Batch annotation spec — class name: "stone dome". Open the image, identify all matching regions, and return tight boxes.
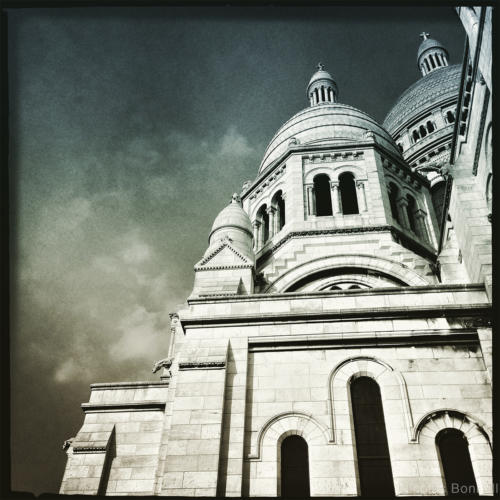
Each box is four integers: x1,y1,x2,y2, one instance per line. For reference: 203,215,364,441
209,195,253,250
259,103,401,173
308,68,335,87
417,37,448,62
383,64,461,135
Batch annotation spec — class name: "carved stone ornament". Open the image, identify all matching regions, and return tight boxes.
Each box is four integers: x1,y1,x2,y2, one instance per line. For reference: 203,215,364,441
439,164,451,178
241,180,253,192
460,317,492,329
62,437,74,451
152,357,173,374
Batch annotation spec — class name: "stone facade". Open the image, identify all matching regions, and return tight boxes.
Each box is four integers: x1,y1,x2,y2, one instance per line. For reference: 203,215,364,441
60,8,492,497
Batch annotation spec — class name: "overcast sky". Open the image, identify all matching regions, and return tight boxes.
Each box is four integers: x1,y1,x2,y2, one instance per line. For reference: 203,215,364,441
8,5,465,494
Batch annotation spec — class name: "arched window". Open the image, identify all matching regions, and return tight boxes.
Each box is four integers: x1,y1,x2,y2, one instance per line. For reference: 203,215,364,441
397,143,403,152
280,435,310,498
425,59,431,72
427,121,435,133
339,172,359,215
388,183,400,224
348,284,361,289
446,111,455,123
351,377,395,497
431,181,446,223
419,125,427,138
436,429,478,496
412,130,420,143
256,204,269,246
313,174,333,216
272,190,286,232
406,194,417,233
486,173,492,212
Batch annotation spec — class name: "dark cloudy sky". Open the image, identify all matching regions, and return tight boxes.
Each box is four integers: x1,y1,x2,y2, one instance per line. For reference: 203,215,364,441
8,5,465,495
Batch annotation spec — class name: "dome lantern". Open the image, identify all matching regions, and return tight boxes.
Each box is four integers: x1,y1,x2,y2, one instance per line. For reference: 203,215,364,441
306,63,338,106
417,32,449,77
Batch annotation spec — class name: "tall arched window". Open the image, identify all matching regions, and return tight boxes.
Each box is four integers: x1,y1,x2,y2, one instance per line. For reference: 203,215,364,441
313,174,333,216
419,125,427,138
339,172,359,215
280,435,310,498
427,121,435,133
272,190,286,232
446,110,455,123
431,181,446,223
388,183,400,224
412,130,420,143
406,194,417,233
256,204,269,246
437,429,478,496
351,377,395,497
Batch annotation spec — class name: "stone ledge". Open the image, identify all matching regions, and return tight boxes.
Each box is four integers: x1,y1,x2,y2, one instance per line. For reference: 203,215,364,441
178,361,226,370
187,283,486,304
90,381,169,390
181,303,490,329
248,329,479,351
81,401,166,413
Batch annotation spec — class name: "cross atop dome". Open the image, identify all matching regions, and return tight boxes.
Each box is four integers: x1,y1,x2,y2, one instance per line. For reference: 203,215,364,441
419,32,430,40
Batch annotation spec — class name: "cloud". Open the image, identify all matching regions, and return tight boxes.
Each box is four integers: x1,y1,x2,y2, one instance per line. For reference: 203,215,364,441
219,125,254,157
109,305,169,362
121,239,152,264
54,357,91,383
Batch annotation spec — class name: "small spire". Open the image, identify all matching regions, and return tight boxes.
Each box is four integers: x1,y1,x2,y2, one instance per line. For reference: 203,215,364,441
307,63,338,106
417,32,449,77
231,193,241,205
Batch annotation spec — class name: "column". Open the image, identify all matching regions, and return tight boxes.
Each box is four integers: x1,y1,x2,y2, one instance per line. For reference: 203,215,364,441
356,180,367,212
252,220,261,250
306,184,315,216
396,197,411,229
309,95,313,106
266,206,276,239
330,181,342,214
415,209,430,243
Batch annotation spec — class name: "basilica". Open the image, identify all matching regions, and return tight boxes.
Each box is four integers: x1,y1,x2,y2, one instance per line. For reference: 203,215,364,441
60,7,492,497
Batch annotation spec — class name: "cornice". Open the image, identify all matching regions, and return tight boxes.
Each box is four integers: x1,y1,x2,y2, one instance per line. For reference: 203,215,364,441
178,361,226,370
248,328,480,352
81,401,166,413
90,381,169,390
180,303,491,329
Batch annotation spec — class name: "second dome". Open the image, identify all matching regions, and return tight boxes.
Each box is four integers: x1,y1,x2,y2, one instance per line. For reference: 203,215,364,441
259,103,401,173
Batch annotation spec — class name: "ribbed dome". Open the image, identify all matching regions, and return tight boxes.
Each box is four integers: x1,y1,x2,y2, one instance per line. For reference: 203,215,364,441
259,103,401,173
209,196,253,245
417,37,447,61
383,64,461,134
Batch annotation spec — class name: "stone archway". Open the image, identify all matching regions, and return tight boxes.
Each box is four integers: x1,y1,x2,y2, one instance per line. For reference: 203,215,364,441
413,409,493,495
265,254,430,293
